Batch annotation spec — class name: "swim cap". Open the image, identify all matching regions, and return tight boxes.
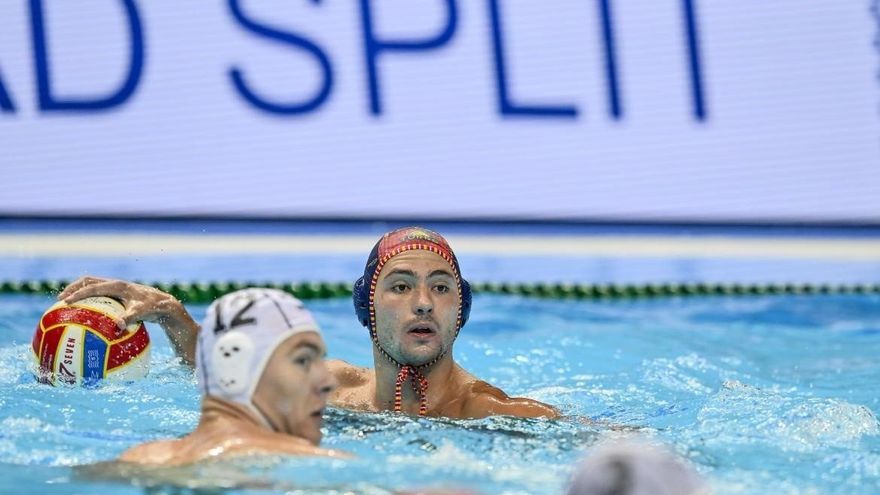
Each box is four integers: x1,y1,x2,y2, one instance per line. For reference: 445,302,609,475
196,288,321,428
353,226,471,334
566,440,708,495
352,227,472,416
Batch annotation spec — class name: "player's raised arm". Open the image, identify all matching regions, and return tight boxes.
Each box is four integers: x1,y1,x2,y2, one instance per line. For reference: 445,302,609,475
60,276,200,365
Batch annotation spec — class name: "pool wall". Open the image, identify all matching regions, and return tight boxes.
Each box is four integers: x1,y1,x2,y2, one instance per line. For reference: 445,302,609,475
1,219,878,286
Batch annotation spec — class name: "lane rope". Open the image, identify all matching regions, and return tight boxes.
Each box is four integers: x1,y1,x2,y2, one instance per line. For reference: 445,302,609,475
1,280,879,303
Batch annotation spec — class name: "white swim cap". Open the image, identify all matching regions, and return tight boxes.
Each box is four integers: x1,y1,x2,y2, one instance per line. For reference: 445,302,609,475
566,439,708,495
196,288,321,427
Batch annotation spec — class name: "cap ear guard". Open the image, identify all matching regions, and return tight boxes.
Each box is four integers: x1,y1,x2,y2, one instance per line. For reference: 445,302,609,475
352,276,472,329
210,331,255,395
459,278,472,327
353,276,370,327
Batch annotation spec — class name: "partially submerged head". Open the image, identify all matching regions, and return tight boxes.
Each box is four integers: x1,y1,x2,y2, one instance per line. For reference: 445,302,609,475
567,439,709,495
354,227,472,368
196,288,335,445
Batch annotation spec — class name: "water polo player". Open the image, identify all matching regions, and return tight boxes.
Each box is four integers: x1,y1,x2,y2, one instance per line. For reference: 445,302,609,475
119,288,345,464
329,226,559,418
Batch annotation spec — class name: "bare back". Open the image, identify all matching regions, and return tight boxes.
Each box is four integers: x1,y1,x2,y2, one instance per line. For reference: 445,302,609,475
119,417,340,466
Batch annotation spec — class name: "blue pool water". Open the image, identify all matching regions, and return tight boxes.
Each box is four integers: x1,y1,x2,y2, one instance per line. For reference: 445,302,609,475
0,292,878,494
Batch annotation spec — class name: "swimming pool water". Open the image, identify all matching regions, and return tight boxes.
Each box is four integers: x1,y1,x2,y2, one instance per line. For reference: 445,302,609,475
0,293,878,494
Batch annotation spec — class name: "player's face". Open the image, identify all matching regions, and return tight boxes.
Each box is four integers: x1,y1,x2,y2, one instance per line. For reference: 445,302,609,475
252,332,335,444
373,250,460,366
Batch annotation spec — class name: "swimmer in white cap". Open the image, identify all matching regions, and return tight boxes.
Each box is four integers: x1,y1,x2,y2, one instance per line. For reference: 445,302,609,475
566,439,709,495
118,288,345,465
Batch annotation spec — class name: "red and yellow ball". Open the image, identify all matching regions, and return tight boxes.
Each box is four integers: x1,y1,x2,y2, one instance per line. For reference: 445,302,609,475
32,296,150,386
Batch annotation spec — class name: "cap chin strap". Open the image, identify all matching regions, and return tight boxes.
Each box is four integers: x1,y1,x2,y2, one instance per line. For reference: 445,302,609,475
369,327,458,417
395,365,428,416
247,403,275,430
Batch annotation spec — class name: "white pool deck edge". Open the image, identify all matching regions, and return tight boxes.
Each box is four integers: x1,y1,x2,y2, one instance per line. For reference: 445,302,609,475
1,233,879,261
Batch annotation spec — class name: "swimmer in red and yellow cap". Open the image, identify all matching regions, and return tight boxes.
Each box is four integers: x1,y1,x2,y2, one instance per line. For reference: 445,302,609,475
329,227,559,419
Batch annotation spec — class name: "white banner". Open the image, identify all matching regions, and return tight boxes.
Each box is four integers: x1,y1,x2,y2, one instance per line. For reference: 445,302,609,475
0,1,877,222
